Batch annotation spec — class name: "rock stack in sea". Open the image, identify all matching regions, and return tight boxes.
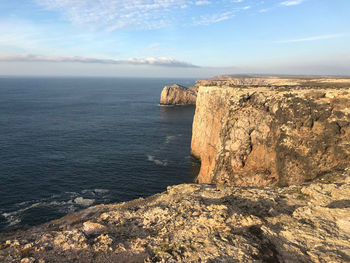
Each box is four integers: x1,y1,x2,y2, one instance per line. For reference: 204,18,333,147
159,84,198,105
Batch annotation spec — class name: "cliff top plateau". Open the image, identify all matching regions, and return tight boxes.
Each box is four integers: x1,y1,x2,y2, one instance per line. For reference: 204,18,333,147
160,75,350,105
196,75,350,88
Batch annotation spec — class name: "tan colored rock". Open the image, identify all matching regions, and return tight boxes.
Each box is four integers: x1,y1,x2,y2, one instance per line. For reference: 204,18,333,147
192,80,350,186
160,84,198,105
82,221,106,235
196,75,350,88
21,258,35,263
1,177,350,262
191,87,231,183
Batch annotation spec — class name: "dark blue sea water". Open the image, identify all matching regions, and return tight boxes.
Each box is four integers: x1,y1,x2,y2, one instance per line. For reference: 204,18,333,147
0,77,198,232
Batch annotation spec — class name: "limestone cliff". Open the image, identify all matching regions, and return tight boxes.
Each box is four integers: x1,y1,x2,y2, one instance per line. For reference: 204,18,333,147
191,77,350,186
1,174,350,262
160,75,350,106
160,84,198,105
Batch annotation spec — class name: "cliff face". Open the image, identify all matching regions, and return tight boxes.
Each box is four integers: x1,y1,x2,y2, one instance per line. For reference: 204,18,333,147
192,81,350,186
1,175,349,263
160,84,198,105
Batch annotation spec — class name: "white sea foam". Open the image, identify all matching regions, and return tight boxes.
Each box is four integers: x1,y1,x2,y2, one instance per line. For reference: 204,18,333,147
81,189,110,196
6,216,21,227
74,197,95,206
158,104,176,107
165,135,176,144
158,104,187,107
94,189,109,194
1,187,110,229
2,202,42,227
147,155,168,166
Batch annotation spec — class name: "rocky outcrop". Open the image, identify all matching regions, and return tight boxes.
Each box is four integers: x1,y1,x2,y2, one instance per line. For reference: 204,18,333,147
1,173,349,263
191,78,350,186
160,84,198,105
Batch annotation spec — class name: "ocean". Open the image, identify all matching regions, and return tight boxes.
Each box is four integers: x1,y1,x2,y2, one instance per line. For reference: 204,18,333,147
0,77,199,232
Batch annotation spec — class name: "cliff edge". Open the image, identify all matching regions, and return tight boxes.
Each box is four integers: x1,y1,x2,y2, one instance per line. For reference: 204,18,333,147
1,174,350,262
191,77,350,186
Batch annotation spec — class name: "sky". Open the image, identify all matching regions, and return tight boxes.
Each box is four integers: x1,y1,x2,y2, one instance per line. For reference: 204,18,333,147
0,0,349,77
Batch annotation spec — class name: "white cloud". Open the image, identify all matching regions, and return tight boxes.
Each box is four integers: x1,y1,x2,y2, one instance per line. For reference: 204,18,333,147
35,0,251,30
259,8,271,13
193,5,250,25
35,0,190,30
0,54,199,68
280,0,304,6
194,12,235,25
275,34,345,43
195,1,210,5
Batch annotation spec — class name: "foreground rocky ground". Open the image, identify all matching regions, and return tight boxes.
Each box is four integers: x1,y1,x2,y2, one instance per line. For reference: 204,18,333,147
1,171,349,263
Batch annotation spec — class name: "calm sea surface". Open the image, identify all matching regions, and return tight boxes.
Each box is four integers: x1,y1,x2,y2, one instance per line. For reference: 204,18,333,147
0,77,198,232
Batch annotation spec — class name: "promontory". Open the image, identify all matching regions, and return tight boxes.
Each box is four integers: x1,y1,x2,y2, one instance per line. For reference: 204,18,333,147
1,75,350,263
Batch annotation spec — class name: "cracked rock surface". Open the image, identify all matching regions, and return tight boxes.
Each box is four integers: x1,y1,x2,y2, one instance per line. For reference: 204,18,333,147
1,175,350,263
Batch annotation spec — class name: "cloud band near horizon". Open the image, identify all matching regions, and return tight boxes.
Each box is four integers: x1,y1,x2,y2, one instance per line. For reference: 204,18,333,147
0,54,199,68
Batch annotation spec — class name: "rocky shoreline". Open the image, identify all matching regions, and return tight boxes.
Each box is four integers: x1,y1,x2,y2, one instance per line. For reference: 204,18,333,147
1,173,349,262
1,75,350,262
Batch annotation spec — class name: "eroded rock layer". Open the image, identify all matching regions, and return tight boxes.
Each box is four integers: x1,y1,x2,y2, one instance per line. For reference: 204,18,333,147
160,84,198,105
192,83,350,186
1,174,349,263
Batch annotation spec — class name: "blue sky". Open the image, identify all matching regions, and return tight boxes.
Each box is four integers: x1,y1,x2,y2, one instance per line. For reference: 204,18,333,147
0,0,349,77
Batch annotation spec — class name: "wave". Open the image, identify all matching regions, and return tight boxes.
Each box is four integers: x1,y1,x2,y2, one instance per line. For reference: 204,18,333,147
74,197,95,206
147,155,168,166
165,135,177,144
0,188,110,229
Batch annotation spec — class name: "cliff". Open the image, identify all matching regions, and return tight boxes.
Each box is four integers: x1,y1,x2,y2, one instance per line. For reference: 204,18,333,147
160,75,350,106
159,84,198,105
192,78,350,186
1,174,350,263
